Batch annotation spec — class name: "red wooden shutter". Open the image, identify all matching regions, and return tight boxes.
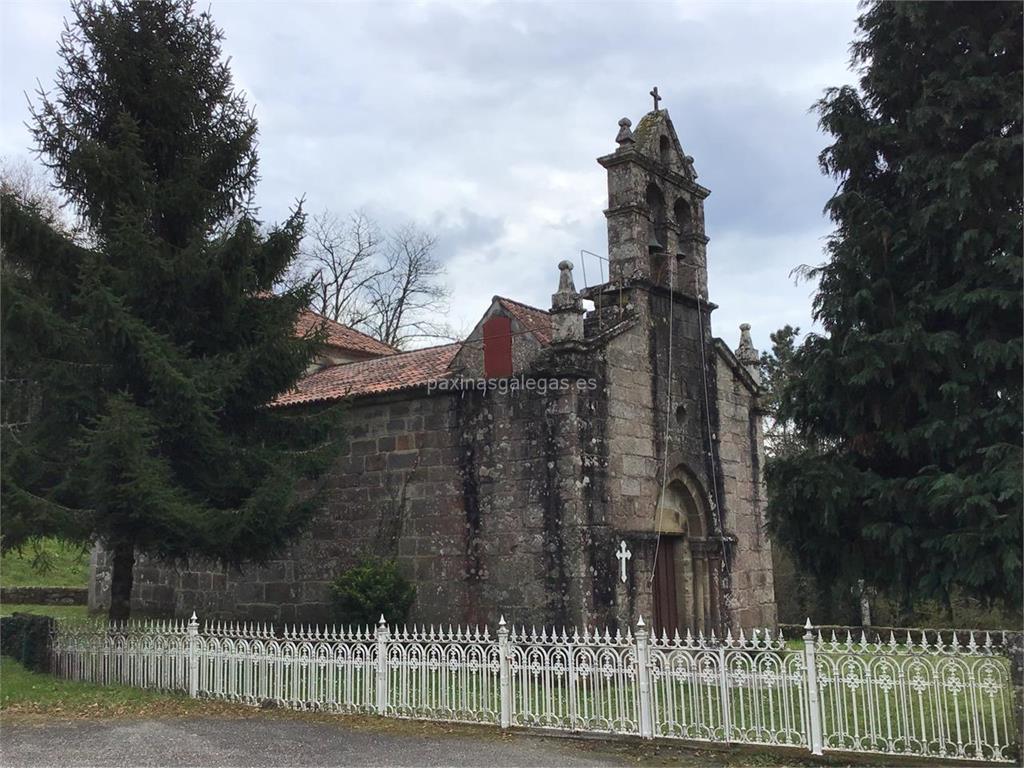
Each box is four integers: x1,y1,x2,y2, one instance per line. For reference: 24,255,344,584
483,316,513,378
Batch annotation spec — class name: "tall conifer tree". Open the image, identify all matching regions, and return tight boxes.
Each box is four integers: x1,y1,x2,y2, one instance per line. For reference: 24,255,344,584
1,0,339,619
766,2,1022,613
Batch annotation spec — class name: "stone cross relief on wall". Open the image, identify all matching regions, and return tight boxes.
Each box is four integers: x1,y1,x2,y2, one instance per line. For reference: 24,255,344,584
616,540,632,583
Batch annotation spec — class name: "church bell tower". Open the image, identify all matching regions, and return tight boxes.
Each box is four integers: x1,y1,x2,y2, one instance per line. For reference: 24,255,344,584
588,90,736,637
597,89,711,298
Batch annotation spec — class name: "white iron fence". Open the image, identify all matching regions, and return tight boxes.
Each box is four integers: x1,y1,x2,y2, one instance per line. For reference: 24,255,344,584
49,616,1018,763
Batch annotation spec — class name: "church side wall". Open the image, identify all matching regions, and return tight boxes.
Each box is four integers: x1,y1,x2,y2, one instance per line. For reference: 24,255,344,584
94,392,469,624
91,382,610,629
715,356,777,629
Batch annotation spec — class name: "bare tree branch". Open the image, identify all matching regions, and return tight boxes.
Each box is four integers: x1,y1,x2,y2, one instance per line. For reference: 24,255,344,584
0,155,90,243
285,209,388,326
288,211,453,350
362,223,453,348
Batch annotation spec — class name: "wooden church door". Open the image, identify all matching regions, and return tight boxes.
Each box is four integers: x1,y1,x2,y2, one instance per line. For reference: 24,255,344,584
652,538,679,636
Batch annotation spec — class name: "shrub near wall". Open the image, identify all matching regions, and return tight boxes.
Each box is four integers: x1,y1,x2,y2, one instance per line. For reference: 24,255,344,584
330,558,415,627
1,613,55,672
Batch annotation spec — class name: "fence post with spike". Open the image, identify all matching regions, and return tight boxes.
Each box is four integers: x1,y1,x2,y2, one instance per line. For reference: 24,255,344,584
375,615,388,715
498,616,511,729
803,619,824,755
635,617,654,739
187,611,199,698
1003,629,1024,745
718,629,732,742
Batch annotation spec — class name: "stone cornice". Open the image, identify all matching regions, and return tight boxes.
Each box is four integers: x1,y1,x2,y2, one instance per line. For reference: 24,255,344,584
602,203,648,218
713,338,762,396
597,149,711,200
582,279,718,312
582,315,639,350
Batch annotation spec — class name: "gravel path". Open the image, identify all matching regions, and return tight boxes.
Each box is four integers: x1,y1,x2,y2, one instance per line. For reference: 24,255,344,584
0,716,633,767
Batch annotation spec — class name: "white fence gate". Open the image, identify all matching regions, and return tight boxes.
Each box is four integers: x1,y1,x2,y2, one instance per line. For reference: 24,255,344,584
49,616,1018,763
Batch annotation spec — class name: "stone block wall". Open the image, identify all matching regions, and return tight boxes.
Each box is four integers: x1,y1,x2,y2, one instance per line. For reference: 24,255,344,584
94,392,467,624
1,586,87,606
715,353,777,629
92,372,621,630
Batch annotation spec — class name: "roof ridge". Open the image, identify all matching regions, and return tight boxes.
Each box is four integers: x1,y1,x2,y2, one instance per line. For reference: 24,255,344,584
316,341,462,370
273,339,462,406
374,341,462,358
495,295,550,314
301,308,398,350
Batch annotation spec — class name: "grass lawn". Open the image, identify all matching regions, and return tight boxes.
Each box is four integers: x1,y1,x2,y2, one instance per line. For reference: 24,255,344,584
3,655,973,766
0,539,90,588
0,657,846,766
0,656,250,718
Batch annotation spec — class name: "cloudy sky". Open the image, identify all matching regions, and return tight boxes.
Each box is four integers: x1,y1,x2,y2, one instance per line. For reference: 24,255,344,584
1,0,860,351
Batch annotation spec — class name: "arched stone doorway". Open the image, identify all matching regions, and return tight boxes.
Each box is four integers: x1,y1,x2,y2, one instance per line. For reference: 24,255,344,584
652,466,720,637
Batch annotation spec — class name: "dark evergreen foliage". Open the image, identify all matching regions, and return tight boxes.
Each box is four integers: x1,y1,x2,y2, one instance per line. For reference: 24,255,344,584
766,2,1022,613
330,559,416,628
759,325,804,459
1,0,341,620
0,614,56,673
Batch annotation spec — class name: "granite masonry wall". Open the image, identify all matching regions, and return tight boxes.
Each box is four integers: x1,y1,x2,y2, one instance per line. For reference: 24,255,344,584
92,361,624,629
1,586,87,606
715,351,777,628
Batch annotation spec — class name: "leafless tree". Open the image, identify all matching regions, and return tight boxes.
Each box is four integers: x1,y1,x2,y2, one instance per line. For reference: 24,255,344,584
1,157,84,436
289,210,452,349
362,224,452,348
286,210,386,327
0,155,88,241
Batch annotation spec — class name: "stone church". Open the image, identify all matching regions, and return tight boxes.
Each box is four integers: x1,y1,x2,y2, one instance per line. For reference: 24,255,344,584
91,100,777,634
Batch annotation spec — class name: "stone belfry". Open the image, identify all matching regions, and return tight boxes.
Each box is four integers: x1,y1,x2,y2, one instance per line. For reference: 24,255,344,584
598,90,711,298
584,90,740,636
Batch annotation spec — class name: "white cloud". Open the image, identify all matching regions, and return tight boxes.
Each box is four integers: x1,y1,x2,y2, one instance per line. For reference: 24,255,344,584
0,0,861,352
708,229,829,351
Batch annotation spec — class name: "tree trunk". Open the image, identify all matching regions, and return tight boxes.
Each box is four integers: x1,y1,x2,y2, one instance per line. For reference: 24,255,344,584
858,579,872,629
108,542,135,622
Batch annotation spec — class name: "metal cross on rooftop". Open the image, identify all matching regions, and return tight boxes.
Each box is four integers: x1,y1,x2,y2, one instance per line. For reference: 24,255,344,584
650,86,661,111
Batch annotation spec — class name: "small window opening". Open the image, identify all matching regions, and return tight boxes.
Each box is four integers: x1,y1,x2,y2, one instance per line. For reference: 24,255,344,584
659,135,672,166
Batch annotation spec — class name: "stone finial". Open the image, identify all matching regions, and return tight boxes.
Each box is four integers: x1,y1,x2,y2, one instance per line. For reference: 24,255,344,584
683,154,698,179
551,260,580,308
615,117,634,147
555,260,576,297
735,323,760,382
736,323,758,362
550,260,584,343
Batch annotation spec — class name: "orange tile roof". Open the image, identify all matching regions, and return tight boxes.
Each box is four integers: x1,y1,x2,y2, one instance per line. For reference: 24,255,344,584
274,343,461,406
495,297,552,345
295,309,397,358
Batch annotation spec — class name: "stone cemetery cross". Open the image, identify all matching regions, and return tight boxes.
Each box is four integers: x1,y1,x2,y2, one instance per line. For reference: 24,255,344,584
616,540,632,583
650,86,661,111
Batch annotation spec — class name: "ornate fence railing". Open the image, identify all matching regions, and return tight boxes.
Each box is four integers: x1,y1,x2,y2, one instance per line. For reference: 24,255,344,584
49,616,1018,763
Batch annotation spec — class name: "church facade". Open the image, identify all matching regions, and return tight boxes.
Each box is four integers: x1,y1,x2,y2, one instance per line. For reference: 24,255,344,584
90,103,777,634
